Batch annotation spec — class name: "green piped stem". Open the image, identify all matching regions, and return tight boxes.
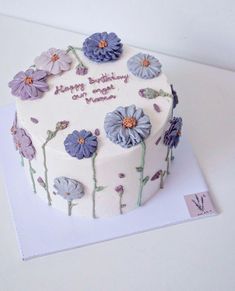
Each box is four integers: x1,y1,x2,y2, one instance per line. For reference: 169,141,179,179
41,128,59,206
67,45,84,66
20,155,24,167
68,201,72,216
28,160,36,193
165,147,170,175
160,171,166,189
137,141,146,207
119,194,123,215
92,152,97,219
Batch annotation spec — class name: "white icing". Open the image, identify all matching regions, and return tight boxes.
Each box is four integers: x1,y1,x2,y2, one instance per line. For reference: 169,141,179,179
16,43,173,218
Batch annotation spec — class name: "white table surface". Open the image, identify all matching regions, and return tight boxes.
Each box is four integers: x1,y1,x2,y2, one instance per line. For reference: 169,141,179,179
0,15,234,291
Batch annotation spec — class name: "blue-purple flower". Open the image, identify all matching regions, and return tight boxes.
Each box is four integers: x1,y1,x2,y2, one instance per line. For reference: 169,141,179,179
64,130,98,159
171,84,179,108
82,32,123,63
8,69,49,100
53,176,85,201
104,105,151,148
127,53,161,79
164,117,183,148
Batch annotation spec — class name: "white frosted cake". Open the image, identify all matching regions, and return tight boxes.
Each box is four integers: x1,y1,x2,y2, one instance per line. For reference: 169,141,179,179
9,32,182,218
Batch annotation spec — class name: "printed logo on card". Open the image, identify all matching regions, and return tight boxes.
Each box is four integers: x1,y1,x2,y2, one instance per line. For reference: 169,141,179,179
184,192,216,218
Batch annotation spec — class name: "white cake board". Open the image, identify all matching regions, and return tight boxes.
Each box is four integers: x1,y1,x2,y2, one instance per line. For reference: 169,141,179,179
0,104,217,260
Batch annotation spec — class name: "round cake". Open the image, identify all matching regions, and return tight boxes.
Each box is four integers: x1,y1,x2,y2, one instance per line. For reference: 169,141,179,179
9,32,182,218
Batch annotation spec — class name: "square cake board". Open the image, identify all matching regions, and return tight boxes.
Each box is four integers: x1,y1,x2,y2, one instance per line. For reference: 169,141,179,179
0,104,217,260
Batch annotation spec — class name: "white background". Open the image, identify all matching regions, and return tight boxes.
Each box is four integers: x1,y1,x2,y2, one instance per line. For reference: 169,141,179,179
0,0,235,71
0,4,235,291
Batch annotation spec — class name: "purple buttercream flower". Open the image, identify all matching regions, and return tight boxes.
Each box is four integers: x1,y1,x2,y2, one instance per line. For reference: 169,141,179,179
8,69,49,100
171,84,179,108
34,48,72,75
115,185,124,195
13,128,36,160
104,105,151,148
64,130,98,159
127,53,161,79
76,63,88,75
37,177,46,189
164,117,183,148
82,32,123,63
53,176,85,201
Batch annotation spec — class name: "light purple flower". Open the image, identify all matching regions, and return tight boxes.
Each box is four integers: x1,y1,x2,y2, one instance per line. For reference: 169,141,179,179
34,48,72,75
76,63,88,75
104,105,151,148
53,177,84,201
127,53,161,79
13,128,36,160
8,69,49,100
64,130,98,159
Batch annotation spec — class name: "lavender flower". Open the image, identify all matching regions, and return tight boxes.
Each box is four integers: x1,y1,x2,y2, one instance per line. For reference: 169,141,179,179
76,63,88,75
64,130,98,159
34,48,72,75
127,53,161,79
83,32,123,63
13,128,36,160
8,69,49,100
54,177,84,201
164,117,183,148
54,176,85,216
104,105,151,148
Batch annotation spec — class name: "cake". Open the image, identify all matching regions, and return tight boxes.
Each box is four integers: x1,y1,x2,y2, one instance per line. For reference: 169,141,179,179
9,32,182,218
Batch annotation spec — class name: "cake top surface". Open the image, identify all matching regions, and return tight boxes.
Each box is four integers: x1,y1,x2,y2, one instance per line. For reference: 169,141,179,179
10,32,174,159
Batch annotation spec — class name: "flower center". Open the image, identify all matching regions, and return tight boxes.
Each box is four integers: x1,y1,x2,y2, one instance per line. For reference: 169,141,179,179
24,76,33,85
177,130,181,136
98,40,108,48
77,137,85,144
65,192,70,196
16,141,21,149
122,117,137,128
142,59,150,67
51,53,60,62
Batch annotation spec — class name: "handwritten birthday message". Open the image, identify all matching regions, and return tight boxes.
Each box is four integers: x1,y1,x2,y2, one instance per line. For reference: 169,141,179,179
54,72,129,104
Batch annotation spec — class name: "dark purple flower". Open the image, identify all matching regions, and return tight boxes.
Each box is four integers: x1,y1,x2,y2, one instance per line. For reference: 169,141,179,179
151,170,162,181
13,128,36,160
164,117,183,148
76,63,88,75
37,177,46,189
64,130,98,159
118,173,125,178
8,69,49,100
153,103,161,112
30,117,39,124
56,120,69,130
94,128,100,136
171,84,179,108
83,32,123,63
115,185,124,195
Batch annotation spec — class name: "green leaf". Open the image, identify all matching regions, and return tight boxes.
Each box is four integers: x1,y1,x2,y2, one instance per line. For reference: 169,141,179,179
96,186,106,192
31,168,36,174
136,166,143,172
142,176,149,185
